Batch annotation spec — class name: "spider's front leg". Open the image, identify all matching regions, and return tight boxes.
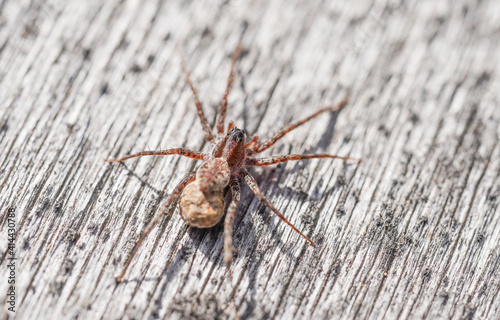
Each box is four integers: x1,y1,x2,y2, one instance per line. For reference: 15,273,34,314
215,45,242,137
180,55,215,143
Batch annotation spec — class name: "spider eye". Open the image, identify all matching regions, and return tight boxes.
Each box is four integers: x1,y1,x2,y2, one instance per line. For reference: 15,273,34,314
235,130,245,142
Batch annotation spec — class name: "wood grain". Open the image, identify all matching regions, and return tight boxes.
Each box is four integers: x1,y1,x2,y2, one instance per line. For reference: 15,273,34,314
1,0,499,319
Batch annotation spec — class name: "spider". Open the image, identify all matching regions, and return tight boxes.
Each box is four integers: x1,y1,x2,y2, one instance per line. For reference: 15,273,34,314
106,46,361,283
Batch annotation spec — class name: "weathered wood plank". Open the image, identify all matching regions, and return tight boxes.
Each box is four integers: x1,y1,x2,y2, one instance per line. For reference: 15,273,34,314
1,0,499,319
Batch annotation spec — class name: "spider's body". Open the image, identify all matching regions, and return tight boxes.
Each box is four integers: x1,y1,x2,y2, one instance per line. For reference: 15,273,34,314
106,46,360,283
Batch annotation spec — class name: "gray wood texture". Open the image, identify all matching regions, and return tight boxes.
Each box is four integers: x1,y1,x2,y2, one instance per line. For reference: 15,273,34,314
1,0,500,319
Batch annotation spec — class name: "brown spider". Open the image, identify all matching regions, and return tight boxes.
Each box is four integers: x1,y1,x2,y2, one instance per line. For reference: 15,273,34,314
106,46,361,283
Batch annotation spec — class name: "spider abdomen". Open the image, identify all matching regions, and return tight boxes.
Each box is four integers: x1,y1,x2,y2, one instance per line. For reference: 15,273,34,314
178,158,230,228
178,182,225,228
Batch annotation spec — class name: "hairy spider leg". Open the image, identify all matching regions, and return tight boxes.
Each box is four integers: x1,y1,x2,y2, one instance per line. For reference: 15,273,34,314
227,121,236,132
116,172,196,283
224,179,241,264
215,45,242,137
105,148,206,162
244,153,362,166
241,169,316,246
245,136,259,149
253,98,349,153
180,55,215,143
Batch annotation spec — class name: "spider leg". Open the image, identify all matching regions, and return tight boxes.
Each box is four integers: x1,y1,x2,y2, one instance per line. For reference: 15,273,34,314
215,45,242,137
244,153,361,166
245,136,260,156
224,179,241,264
227,121,236,132
245,136,259,148
116,171,196,283
255,98,348,153
241,169,316,245
105,148,206,162
180,55,215,142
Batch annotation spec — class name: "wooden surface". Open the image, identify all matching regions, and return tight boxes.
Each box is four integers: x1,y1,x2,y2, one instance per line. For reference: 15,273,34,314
1,0,500,319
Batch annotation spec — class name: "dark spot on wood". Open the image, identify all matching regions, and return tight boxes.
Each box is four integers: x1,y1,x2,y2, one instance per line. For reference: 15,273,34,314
476,72,491,87
378,124,390,137
476,233,485,244
440,232,451,247
54,201,63,213
300,211,314,225
0,118,9,134
64,259,75,274
343,133,352,143
336,175,346,187
100,83,109,95
65,228,80,243
23,238,30,250
102,229,111,243
410,113,420,123
336,208,346,217
87,223,98,235
463,307,477,320
50,281,64,296
36,198,51,217
422,268,432,282
147,54,156,65
478,284,488,298
82,48,92,60
440,292,449,305
118,37,129,49
22,23,39,38
180,247,193,260
462,6,469,17
202,27,213,39
416,216,428,231
442,277,449,287
130,63,142,73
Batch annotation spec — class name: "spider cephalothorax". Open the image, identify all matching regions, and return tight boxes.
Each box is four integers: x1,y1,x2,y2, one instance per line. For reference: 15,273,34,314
106,46,360,282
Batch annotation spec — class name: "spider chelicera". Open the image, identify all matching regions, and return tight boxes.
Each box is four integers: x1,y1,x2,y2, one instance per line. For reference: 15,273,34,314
106,46,361,282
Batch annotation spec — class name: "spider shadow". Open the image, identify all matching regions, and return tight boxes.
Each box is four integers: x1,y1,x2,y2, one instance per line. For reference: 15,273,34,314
136,222,215,312
191,173,319,265
304,109,342,154
110,162,164,195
